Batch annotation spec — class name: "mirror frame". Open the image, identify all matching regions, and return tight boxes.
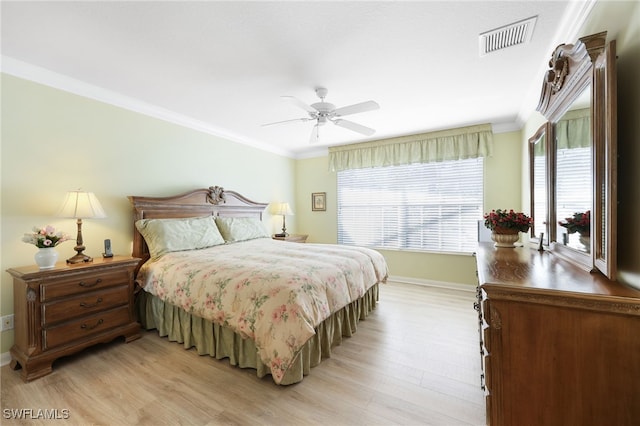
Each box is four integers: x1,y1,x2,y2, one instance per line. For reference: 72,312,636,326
528,122,552,245
593,40,617,280
534,31,617,280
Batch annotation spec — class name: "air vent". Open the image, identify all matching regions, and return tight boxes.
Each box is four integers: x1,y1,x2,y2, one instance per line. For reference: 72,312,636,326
479,16,537,56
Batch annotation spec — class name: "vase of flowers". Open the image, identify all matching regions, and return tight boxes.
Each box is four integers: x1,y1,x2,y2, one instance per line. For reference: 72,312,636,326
484,209,532,248
22,225,71,270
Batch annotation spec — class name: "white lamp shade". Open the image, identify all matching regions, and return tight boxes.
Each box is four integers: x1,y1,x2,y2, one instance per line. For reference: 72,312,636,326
56,191,107,219
272,202,294,216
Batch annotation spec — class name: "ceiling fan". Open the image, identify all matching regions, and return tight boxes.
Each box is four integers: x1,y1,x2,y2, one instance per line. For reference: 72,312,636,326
262,87,380,143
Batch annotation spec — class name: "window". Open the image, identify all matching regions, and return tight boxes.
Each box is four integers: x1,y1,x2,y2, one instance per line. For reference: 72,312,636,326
337,158,484,253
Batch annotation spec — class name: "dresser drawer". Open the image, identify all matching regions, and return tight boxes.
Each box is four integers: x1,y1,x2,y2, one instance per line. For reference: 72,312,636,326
40,269,130,301
43,306,131,350
42,286,129,326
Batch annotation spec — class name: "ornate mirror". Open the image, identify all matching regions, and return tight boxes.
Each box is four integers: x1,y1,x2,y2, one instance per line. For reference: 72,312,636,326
535,31,617,280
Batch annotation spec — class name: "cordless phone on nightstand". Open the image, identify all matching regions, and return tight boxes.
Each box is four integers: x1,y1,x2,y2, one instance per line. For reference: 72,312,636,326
103,239,113,258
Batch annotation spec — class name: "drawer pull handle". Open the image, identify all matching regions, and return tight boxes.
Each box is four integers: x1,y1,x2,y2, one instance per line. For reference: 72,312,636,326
79,278,103,288
80,319,104,330
80,298,103,308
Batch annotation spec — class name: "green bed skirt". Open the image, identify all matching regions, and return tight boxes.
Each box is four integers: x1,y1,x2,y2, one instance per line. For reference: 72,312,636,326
136,283,379,385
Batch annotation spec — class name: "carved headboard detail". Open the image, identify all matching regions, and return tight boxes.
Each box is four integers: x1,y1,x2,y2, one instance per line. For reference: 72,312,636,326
128,186,268,262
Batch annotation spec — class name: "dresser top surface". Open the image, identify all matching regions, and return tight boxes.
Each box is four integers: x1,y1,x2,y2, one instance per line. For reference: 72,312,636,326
7,255,140,279
476,243,640,300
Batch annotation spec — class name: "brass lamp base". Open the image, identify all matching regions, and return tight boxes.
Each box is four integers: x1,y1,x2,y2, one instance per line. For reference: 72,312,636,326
66,252,93,264
67,218,93,263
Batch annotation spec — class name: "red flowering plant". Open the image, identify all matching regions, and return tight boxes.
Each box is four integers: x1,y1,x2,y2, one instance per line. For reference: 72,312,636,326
559,210,590,236
483,209,532,233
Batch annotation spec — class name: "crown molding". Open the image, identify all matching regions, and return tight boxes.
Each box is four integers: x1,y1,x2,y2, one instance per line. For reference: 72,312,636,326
1,56,295,158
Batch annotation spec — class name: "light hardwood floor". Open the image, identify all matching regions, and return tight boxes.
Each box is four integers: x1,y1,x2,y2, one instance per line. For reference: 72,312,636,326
1,282,485,426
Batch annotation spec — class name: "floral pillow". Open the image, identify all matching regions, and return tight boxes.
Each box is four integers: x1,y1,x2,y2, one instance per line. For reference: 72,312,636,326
135,216,225,259
215,216,270,243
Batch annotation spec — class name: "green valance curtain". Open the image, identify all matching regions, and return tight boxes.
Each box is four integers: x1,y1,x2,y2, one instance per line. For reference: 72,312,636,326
556,108,590,150
328,124,493,172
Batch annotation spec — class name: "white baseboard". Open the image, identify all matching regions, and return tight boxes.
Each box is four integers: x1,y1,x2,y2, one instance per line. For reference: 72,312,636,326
388,275,476,293
1,351,11,367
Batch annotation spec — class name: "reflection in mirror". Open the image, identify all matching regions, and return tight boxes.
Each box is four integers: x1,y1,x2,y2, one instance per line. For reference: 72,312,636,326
555,98,592,253
529,124,549,245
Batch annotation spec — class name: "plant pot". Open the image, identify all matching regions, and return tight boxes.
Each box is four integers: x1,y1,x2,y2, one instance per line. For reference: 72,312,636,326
34,247,59,270
491,229,520,248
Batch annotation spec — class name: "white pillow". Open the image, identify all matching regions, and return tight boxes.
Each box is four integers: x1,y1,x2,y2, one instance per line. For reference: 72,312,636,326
215,217,270,242
135,216,225,258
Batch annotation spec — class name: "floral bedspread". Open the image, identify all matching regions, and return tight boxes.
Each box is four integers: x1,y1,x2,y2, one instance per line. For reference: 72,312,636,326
136,238,388,383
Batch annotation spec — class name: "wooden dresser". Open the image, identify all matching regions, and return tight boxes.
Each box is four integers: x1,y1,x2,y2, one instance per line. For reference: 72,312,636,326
7,256,141,381
475,243,640,426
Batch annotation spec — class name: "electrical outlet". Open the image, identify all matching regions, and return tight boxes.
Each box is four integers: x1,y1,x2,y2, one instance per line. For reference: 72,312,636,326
1,314,14,331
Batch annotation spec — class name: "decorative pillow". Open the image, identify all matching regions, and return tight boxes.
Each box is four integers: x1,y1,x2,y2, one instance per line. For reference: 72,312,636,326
135,216,225,258
214,216,270,242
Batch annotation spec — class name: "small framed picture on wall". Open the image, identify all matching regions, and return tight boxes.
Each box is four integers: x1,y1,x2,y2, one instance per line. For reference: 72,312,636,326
312,192,326,211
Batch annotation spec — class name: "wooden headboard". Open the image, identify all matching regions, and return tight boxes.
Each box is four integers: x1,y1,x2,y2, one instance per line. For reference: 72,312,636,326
128,186,268,262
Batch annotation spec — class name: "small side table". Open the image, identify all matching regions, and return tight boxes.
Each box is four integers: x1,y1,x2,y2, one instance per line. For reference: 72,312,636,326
272,234,308,243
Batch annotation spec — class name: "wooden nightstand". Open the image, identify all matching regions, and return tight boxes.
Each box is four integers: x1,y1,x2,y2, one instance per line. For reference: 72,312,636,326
272,234,308,243
7,256,141,381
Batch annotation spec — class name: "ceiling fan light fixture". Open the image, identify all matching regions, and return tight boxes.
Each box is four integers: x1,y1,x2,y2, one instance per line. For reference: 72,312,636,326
315,87,329,99
263,87,379,141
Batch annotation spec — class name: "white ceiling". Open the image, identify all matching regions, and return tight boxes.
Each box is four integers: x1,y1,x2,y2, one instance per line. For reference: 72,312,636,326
1,1,595,158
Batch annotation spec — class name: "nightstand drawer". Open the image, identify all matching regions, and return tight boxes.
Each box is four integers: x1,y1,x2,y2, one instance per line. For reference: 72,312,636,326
42,286,129,325
43,306,130,350
41,269,130,301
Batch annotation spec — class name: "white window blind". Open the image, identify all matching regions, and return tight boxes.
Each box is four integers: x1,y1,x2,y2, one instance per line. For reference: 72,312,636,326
337,158,484,253
556,146,592,246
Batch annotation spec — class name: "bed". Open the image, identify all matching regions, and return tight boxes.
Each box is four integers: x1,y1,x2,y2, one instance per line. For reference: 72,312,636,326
129,186,388,384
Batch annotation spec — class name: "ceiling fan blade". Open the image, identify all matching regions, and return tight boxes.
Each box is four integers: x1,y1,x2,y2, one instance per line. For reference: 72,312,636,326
333,100,380,117
262,117,312,127
333,119,376,136
282,96,317,113
309,124,320,144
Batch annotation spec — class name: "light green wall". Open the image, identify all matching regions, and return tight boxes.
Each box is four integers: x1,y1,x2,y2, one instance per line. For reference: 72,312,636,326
484,132,524,211
294,130,522,286
294,156,337,244
0,74,296,353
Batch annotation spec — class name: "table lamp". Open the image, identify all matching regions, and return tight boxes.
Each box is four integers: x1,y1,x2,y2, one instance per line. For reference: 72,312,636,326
273,202,294,237
56,190,106,263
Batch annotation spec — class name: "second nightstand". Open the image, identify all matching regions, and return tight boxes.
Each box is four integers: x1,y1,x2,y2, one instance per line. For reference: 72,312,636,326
272,234,308,243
